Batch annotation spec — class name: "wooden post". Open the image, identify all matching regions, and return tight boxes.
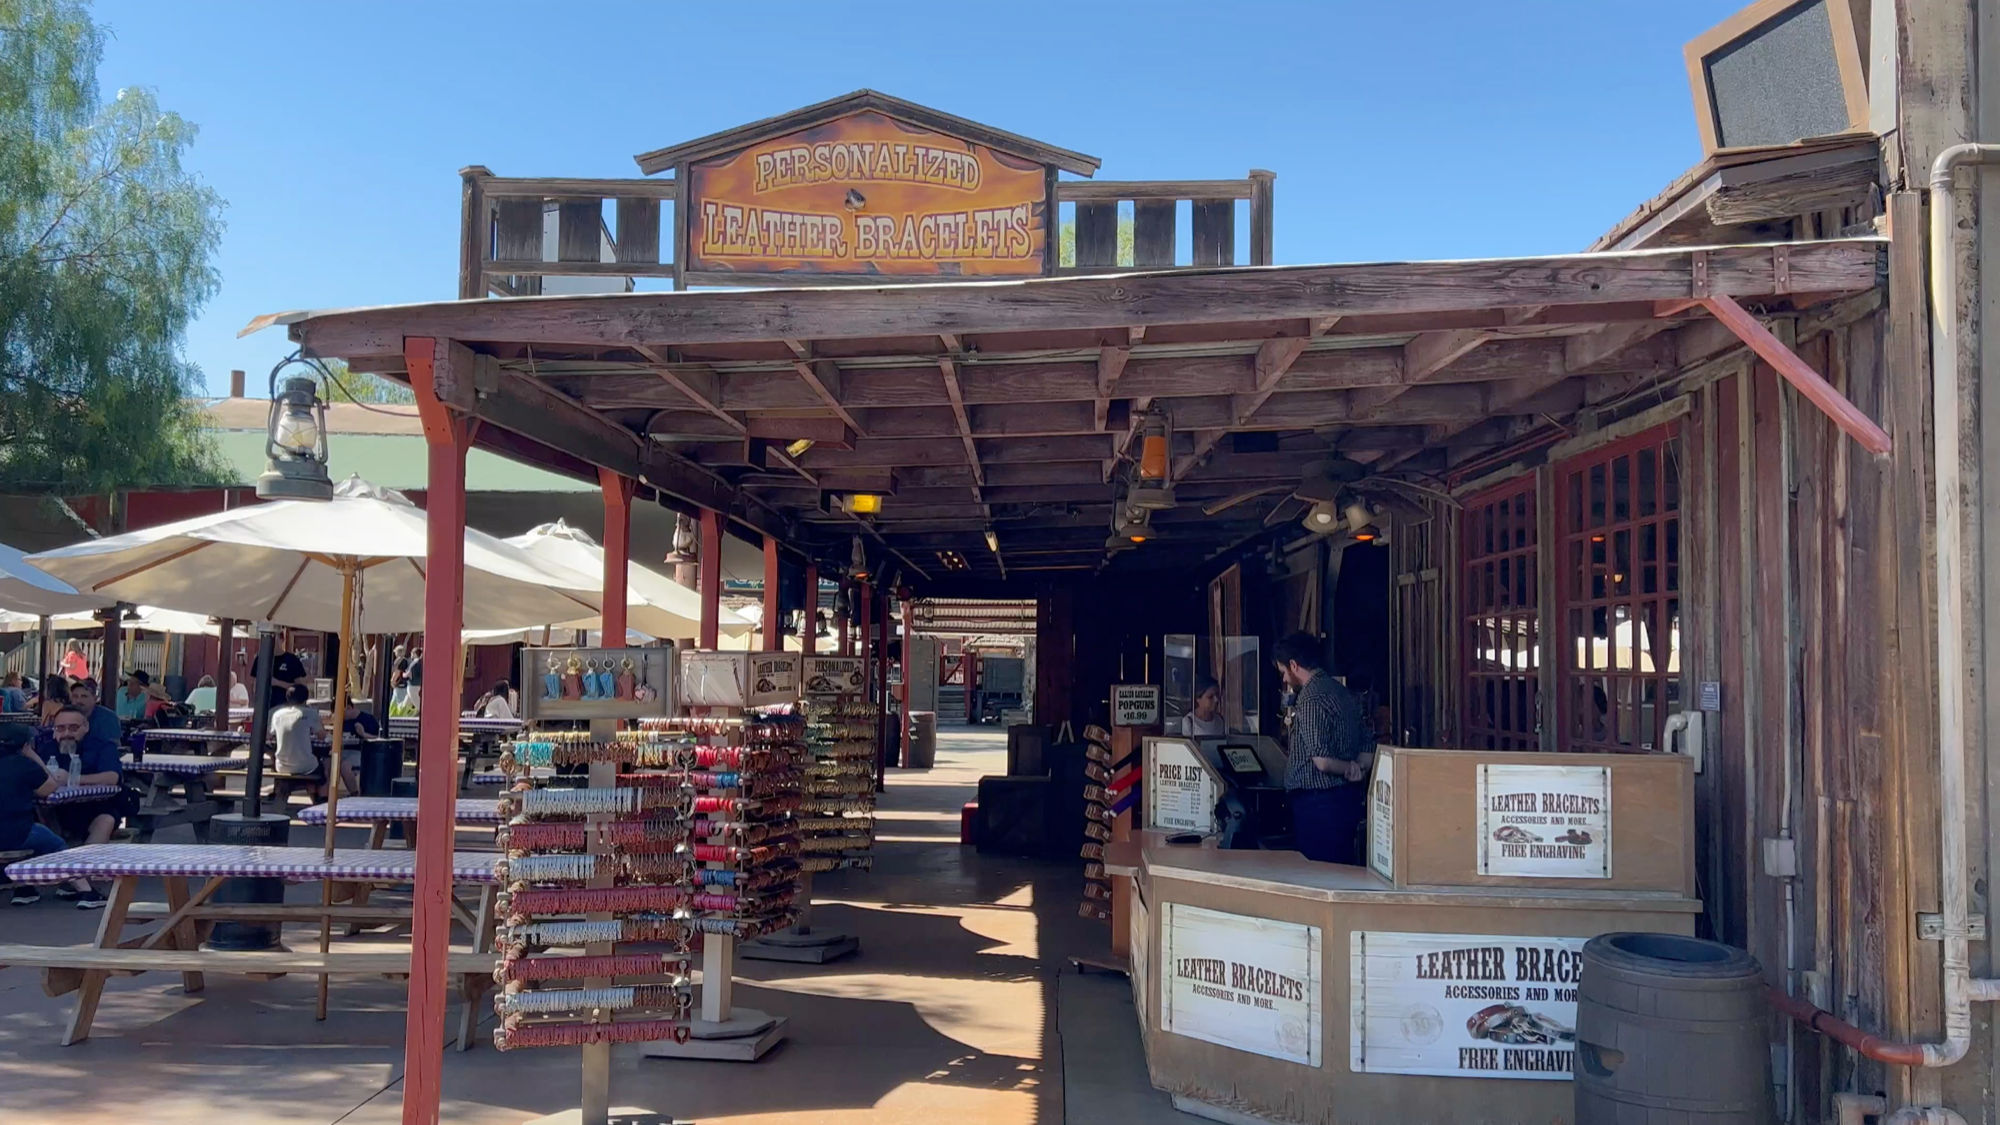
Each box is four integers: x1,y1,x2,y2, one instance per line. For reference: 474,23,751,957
213,619,235,733
900,587,913,769
838,578,852,656
1248,169,1276,267
36,616,52,702
402,337,470,1125
762,535,783,651
802,563,818,655
457,167,489,300
697,508,722,650
877,586,892,783
598,469,634,643
98,609,121,696
858,583,875,783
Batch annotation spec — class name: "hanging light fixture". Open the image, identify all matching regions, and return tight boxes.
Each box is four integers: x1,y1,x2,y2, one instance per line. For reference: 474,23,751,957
1126,407,1177,511
1302,499,1342,534
831,585,852,626
256,355,334,501
849,535,872,581
814,610,831,638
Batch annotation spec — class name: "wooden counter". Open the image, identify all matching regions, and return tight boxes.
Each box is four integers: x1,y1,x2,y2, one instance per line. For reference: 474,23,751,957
1129,832,1700,1125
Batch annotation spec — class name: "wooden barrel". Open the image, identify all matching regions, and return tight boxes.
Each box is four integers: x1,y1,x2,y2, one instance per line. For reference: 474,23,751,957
907,711,937,768
1575,933,1773,1125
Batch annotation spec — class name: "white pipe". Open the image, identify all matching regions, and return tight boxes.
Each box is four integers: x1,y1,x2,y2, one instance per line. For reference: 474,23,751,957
1921,143,2000,1068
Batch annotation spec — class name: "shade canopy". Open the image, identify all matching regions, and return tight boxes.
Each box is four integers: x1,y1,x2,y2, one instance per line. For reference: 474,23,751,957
27,477,603,632
0,541,107,617
493,519,754,641
0,604,222,636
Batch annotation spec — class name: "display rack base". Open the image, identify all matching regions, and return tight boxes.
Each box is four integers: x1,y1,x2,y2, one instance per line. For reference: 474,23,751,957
1172,1095,1274,1125
638,1009,787,1061
521,1108,688,1125
739,929,859,964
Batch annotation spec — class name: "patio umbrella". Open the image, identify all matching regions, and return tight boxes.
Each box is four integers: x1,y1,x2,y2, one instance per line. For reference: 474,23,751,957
30,476,606,1020
0,541,107,617
496,519,755,641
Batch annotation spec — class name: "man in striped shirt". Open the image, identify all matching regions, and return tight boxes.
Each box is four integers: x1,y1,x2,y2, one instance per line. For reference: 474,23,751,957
1274,632,1373,865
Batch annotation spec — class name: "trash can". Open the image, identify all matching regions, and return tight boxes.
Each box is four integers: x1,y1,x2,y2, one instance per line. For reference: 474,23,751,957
907,711,937,769
357,736,404,796
1575,932,1773,1124
390,776,417,844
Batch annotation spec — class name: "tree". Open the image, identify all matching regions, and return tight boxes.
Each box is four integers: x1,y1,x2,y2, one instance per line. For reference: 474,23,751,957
1057,217,1136,269
320,359,414,406
0,0,228,492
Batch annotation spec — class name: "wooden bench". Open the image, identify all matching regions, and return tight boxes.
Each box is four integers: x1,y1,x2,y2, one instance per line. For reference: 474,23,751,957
2,843,500,1048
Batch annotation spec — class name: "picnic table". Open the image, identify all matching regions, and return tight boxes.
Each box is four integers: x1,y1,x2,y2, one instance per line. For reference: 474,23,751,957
41,783,123,805
300,797,502,849
0,842,500,1048
120,753,236,842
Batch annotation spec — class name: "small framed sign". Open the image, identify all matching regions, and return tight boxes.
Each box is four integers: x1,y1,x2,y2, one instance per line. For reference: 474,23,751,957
803,656,865,696
1111,684,1161,727
519,647,676,721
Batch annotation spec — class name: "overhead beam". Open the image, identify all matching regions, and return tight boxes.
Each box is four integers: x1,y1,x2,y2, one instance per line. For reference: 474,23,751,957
631,345,744,436
1174,318,1337,478
781,339,867,435
290,239,1883,357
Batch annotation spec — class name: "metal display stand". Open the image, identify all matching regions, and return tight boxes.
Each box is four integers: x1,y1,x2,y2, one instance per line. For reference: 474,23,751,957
739,871,858,963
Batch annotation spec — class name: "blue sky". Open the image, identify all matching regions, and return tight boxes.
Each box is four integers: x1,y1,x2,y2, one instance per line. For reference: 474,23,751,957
90,0,1746,397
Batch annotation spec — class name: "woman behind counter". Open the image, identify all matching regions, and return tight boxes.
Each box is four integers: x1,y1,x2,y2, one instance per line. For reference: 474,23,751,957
1185,676,1229,738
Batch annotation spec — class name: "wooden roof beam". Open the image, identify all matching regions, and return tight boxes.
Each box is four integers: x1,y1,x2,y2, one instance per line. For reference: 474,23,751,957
632,344,745,436
1092,326,1141,431
780,340,867,435
1173,317,1339,479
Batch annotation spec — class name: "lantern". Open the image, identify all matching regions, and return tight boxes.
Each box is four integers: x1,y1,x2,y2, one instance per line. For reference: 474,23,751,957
1126,407,1176,511
256,370,333,502
849,535,872,581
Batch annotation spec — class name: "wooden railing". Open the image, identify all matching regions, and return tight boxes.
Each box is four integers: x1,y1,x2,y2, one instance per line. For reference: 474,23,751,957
457,165,1274,296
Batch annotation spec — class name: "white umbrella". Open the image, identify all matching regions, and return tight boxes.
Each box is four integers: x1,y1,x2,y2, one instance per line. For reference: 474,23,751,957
30,476,608,1014
0,541,107,616
2,604,224,636
494,519,754,641
27,478,603,632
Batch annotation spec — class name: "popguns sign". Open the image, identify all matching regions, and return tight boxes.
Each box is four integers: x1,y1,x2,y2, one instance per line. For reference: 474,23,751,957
1475,763,1611,878
687,110,1048,278
1350,931,1587,1080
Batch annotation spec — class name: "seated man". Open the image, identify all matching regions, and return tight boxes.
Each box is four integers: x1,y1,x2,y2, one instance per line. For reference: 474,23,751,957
0,723,98,907
67,679,124,749
183,674,219,715
272,684,357,799
38,705,126,907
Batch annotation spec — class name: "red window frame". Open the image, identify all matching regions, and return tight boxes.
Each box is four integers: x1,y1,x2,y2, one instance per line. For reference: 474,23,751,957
1553,425,1682,753
1459,475,1541,750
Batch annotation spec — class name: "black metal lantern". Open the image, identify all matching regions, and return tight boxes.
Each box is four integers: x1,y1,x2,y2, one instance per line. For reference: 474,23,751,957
256,360,333,501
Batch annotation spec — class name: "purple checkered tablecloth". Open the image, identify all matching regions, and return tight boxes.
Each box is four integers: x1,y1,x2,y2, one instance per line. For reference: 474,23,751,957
122,753,240,775
469,766,553,786
142,727,249,745
299,797,502,825
3,842,501,884
387,715,524,736
40,784,123,805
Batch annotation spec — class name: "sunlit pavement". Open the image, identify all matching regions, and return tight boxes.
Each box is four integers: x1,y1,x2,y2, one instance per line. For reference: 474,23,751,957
0,725,1199,1124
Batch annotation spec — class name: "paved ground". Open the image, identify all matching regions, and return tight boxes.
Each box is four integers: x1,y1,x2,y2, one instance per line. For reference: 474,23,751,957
0,726,1201,1124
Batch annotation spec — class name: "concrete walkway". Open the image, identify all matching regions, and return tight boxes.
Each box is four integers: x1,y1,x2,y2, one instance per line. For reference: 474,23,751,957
0,725,1199,1124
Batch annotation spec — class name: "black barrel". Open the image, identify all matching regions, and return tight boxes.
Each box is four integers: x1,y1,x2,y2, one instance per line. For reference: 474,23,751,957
357,736,404,796
1575,933,1774,1125
202,812,290,951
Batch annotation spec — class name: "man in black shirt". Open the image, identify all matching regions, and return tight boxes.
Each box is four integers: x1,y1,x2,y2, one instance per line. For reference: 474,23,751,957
1274,632,1373,865
252,647,308,710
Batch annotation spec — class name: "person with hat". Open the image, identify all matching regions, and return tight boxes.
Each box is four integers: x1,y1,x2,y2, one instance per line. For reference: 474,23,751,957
0,723,99,907
115,669,157,722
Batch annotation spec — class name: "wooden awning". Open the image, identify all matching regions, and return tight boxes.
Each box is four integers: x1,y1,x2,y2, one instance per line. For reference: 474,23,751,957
266,237,1884,587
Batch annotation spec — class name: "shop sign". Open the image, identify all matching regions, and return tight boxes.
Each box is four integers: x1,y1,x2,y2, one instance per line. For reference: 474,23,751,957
686,109,1048,278
1368,757,1394,882
1161,903,1320,1066
1476,764,1611,878
1112,684,1161,727
1146,737,1217,835
803,656,865,696
1350,930,1586,1080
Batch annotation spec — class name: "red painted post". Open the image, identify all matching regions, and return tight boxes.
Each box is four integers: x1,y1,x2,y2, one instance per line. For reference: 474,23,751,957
403,337,469,1125
900,587,914,768
762,535,782,651
858,583,874,779
697,508,722,649
598,469,634,643
876,585,891,786
801,563,818,655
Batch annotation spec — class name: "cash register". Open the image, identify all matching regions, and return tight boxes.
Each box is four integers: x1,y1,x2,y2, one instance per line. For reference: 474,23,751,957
1189,735,1292,849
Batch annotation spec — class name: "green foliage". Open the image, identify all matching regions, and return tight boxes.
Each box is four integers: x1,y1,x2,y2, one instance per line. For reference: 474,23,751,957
1057,216,1137,269
320,359,414,405
0,0,228,493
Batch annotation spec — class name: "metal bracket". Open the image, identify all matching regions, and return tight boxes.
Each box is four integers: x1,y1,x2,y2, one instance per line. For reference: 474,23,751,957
1772,245,1791,294
1917,914,1989,941
1690,250,1711,298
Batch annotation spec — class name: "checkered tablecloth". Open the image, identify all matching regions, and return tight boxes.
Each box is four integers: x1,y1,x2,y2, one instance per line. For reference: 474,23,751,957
3,842,501,884
122,753,240,775
40,784,122,805
299,797,502,825
387,715,524,737
142,727,248,745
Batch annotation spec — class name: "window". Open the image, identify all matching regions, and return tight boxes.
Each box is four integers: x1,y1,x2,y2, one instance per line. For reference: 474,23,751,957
1460,477,1541,750
1555,427,1682,752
